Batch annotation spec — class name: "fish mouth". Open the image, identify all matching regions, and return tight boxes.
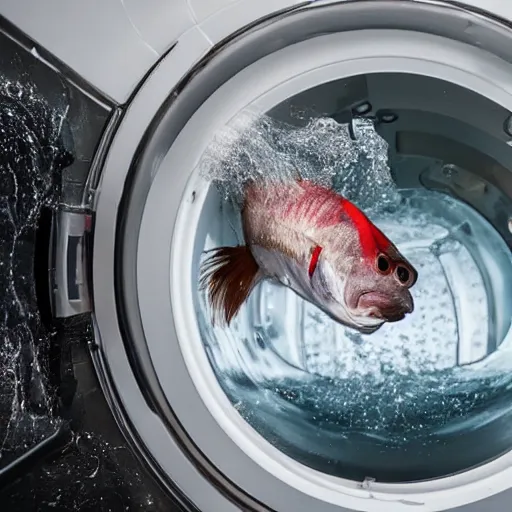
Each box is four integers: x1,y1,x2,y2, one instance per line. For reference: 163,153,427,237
356,291,413,323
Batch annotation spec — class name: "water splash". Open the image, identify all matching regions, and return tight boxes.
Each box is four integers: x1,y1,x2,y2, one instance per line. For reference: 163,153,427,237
0,73,165,509
196,111,512,482
199,111,400,212
0,78,70,464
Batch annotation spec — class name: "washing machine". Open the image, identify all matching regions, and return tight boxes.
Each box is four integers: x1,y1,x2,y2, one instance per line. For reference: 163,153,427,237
1,0,512,511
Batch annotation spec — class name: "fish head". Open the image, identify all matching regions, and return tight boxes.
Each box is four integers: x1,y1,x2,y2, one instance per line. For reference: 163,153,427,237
304,195,418,333
308,223,417,334
342,245,417,333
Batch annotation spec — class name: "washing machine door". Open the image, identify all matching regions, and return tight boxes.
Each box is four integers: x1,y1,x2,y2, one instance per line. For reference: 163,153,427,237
8,0,512,511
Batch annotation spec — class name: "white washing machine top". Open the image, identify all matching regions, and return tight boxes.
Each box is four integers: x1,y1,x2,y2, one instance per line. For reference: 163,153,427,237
0,0,308,103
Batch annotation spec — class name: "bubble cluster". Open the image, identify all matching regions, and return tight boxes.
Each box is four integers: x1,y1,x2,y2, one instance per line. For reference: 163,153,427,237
199,111,400,212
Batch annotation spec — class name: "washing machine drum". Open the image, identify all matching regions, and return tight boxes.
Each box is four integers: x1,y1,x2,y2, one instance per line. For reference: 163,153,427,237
93,1,512,511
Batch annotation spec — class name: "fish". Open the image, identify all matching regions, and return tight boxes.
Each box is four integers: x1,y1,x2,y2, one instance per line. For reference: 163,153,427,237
200,179,418,334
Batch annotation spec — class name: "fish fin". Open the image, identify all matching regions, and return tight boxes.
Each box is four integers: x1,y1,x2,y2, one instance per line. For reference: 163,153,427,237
308,244,323,278
199,245,260,326
309,252,337,302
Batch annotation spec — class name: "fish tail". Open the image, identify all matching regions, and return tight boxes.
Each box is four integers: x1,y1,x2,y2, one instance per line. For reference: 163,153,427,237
199,245,260,326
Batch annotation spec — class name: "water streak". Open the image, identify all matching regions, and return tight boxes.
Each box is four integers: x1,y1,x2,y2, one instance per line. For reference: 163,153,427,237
0,78,69,464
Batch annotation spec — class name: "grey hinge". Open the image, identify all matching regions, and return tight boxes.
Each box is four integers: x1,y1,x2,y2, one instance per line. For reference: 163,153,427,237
50,209,93,318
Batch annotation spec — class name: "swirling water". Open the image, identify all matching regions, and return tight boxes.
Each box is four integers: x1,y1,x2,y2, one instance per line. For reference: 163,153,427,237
197,112,512,482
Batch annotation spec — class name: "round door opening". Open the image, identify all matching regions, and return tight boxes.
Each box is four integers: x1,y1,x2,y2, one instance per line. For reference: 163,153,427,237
186,73,512,483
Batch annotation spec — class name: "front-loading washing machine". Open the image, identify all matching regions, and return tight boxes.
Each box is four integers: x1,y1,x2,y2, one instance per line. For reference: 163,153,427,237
2,1,512,511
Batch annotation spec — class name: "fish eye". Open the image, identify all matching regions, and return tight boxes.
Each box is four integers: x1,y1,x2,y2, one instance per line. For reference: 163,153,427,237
376,254,391,274
395,265,411,285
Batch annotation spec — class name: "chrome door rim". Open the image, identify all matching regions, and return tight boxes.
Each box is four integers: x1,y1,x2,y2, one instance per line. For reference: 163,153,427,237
93,2,512,511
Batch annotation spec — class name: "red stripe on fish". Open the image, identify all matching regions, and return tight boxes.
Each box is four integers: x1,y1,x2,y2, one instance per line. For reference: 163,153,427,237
340,198,391,258
247,180,391,261
308,245,323,277
295,181,391,258
293,181,345,227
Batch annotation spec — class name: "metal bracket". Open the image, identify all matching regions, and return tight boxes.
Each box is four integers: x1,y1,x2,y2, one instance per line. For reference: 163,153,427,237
50,209,93,318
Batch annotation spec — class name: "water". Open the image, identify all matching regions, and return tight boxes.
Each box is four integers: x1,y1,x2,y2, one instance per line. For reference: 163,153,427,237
196,112,512,482
0,73,164,510
200,111,400,212
0,78,70,464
